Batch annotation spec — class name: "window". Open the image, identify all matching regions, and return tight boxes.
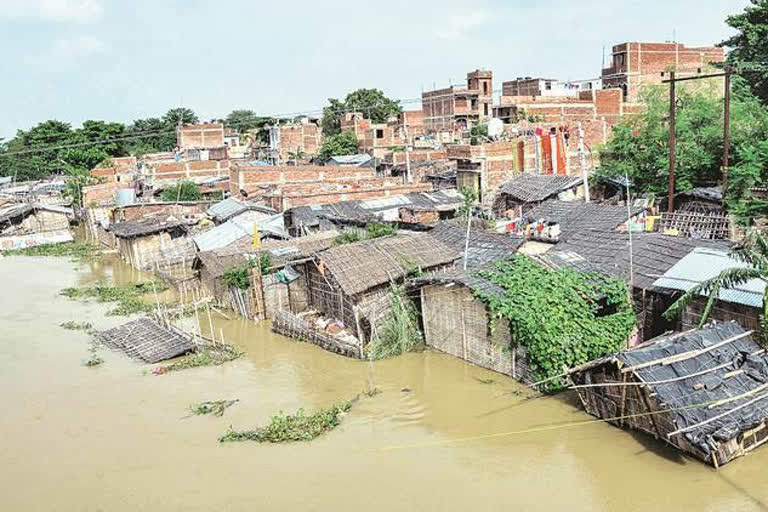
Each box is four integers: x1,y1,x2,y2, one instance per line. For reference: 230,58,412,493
376,129,384,139
471,99,477,110
484,103,489,116
483,81,489,95
545,81,552,90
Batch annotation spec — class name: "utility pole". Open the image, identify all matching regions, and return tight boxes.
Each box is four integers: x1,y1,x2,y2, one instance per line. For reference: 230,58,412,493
668,71,676,213
403,111,412,184
577,122,590,203
722,66,731,207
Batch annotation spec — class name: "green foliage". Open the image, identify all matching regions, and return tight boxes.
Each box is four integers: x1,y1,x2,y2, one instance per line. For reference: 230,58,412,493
258,252,272,275
189,399,239,417
475,256,636,391
721,0,768,103
322,89,402,136
367,285,424,360
333,223,396,246
219,398,356,443
161,180,202,202
84,341,103,367
223,265,252,289
156,344,243,373
163,107,199,127
317,130,360,162
60,281,168,316
5,241,100,261
458,187,478,218
597,82,768,214
470,123,489,144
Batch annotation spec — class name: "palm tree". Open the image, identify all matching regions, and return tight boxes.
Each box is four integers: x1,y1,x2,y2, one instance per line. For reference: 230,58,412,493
664,230,768,341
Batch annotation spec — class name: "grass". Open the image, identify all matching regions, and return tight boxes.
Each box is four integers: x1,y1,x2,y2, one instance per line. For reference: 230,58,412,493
5,241,101,262
190,399,239,417
219,398,357,443
60,321,94,331
153,344,243,374
366,285,423,360
60,281,168,316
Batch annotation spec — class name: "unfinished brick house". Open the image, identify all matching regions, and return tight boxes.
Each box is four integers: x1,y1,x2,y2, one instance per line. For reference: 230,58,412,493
501,77,600,98
422,69,493,136
601,42,725,102
177,123,225,149
268,120,322,163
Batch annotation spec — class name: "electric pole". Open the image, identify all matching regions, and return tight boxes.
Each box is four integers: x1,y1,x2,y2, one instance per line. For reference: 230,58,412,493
668,71,676,213
723,66,731,207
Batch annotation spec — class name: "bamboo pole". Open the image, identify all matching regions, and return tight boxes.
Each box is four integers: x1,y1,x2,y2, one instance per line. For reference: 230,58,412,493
667,391,768,438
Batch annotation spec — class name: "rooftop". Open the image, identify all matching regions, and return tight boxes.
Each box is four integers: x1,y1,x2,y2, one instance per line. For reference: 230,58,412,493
500,174,583,203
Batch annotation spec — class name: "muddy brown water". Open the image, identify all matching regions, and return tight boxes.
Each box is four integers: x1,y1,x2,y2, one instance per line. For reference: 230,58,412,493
2,255,768,511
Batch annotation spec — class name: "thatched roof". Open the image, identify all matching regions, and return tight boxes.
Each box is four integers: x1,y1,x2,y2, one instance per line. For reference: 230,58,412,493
317,233,460,296
428,222,524,269
95,318,195,363
412,269,505,299
526,199,646,237
572,322,768,451
110,215,188,238
500,174,583,203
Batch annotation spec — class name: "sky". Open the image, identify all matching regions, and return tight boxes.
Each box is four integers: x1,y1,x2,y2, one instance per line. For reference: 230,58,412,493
0,0,750,139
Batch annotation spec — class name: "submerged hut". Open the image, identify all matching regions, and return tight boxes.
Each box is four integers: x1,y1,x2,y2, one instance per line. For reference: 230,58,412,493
303,233,459,355
570,322,768,467
412,271,535,382
0,202,73,251
110,215,193,270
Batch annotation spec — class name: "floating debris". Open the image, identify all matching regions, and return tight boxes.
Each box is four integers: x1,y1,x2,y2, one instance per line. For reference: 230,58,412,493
190,400,239,417
219,398,357,443
95,318,195,363
5,241,102,262
473,377,496,385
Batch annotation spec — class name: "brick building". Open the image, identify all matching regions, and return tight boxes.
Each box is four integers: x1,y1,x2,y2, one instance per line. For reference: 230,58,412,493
177,123,225,149
502,77,599,98
601,42,725,101
422,69,493,135
268,120,323,163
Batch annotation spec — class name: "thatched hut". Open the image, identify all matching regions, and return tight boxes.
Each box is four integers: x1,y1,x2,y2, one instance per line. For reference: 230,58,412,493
412,271,535,382
305,233,459,353
570,322,768,467
0,202,73,251
110,215,192,270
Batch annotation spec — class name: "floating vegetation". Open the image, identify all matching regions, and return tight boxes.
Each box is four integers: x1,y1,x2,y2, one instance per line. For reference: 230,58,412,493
83,342,103,367
219,398,357,443
60,321,94,331
153,344,243,374
190,399,239,417
60,281,168,316
5,241,101,262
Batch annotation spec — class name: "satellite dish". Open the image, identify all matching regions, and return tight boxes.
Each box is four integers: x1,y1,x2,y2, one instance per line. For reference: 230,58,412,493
487,118,504,138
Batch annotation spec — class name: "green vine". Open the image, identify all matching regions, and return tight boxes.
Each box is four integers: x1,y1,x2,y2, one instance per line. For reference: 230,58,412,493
474,255,636,392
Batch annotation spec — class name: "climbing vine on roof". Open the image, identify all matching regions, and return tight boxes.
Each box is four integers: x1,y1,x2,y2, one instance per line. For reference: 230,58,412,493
474,255,636,392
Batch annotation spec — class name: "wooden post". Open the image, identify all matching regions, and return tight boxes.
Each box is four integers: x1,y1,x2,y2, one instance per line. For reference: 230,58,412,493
722,66,731,208
668,71,676,213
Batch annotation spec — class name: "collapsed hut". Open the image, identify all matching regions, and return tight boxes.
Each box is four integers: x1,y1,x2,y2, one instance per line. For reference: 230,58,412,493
95,317,196,363
570,322,768,467
284,233,459,357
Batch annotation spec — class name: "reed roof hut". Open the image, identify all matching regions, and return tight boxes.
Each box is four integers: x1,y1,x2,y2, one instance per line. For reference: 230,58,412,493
570,322,768,467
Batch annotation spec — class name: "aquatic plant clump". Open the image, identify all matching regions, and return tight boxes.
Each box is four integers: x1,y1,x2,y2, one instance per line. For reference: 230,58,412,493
60,281,168,316
219,399,356,443
190,399,239,417
4,241,102,262
60,321,94,331
155,344,243,374
83,342,103,367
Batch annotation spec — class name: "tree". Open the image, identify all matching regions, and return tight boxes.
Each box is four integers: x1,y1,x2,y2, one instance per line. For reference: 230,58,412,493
225,110,266,132
287,149,306,164
597,82,768,212
126,117,175,154
163,107,199,127
321,89,402,136
162,180,202,202
721,0,768,103
316,131,359,162
665,230,768,342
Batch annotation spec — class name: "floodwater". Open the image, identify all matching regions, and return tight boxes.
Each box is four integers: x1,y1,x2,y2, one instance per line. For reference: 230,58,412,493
2,255,768,512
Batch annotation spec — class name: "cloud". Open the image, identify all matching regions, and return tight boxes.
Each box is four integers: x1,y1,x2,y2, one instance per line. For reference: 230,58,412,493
51,35,107,59
433,9,489,40
1,0,104,23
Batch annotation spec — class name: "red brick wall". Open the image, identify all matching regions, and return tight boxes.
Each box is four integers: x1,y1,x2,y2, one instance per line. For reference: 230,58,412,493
178,123,225,149
230,164,380,196
149,159,231,184
273,183,433,209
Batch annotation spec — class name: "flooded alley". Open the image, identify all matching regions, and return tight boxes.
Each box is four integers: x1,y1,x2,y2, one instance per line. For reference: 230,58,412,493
2,255,768,512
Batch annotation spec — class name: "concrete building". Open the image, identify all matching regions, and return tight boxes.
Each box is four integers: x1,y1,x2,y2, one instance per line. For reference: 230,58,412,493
422,69,493,135
601,42,725,101
502,77,600,98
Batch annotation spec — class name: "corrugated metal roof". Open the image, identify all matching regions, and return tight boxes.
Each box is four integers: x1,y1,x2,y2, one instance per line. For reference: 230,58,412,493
329,154,372,166
193,211,280,252
206,198,248,222
653,247,765,307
